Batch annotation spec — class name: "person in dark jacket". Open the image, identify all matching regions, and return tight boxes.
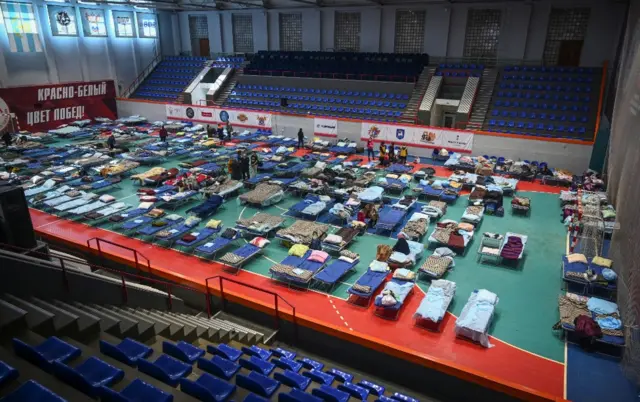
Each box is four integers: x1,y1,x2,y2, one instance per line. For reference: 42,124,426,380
159,126,168,142
240,152,250,180
107,134,116,150
389,142,396,163
226,122,233,140
2,132,11,147
309,231,322,250
249,151,260,178
217,125,224,141
392,233,411,255
297,128,304,149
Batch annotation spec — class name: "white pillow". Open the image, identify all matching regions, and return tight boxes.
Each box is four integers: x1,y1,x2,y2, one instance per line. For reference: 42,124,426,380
347,143,357,148
339,256,355,263
369,260,389,272
99,194,116,203
138,201,154,210
337,142,346,147
324,234,343,244
165,214,182,221
250,237,270,248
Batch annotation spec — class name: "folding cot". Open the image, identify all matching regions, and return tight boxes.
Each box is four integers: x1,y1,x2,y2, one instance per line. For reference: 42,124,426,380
235,213,285,238
374,206,408,234
347,265,390,307
53,193,98,213
39,190,84,209
274,162,307,178
72,177,121,193
499,232,528,267
312,257,360,292
461,205,485,225
269,250,332,289
562,254,616,296
374,270,416,320
108,204,154,224
144,168,180,186
321,227,359,253
386,163,412,174
419,249,456,280
428,220,475,252
84,202,130,223
275,220,329,246
119,216,156,233
29,185,73,205
378,177,408,195
414,279,457,331
557,293,624,348
194,230,241,260
388,240,424,269
288,195,334,221
200,179,243,199
328,142,357,155
174,227,220,251
357,186,384,203
157,190,199,210
455,289,499,348
218,243,264,273
476,232,504,264
24,179,57,197
398,212,430,241
187,195,223,219
153,217,202,247
65,197,117,218
244,173,272,189
415,182,443,200
137,215,185,238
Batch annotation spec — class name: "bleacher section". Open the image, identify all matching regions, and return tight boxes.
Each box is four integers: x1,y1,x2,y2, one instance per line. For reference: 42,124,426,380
225,82,411,122
0,293,422,402
213,56,245,69
484,65,601,140
132,56,209,101
245,51,429,82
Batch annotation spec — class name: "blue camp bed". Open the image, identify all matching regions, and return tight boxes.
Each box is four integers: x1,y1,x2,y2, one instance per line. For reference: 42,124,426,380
137,217,184,237
175,227,220,250
219,243,263,271
387,164,412,174
312,258,359,292
347,269,389,307
194,232,239,259
375,206,407,233
187,195,223,219
119,215,155,232
379,178,408,194
288,195,334,221
374,278,416,320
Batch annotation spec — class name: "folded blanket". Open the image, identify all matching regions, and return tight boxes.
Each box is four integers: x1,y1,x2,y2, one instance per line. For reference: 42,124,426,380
352,284,371,293
420,255,452,276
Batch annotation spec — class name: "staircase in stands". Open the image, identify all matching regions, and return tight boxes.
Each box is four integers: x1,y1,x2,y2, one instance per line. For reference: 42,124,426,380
466,68,498,131
213,69,245,106
397,66,435,124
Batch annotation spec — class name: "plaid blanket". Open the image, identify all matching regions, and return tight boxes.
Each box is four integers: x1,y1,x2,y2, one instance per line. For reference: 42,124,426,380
420,255,451,277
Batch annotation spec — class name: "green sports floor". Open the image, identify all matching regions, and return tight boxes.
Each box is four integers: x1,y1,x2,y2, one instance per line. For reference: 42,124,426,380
33,152,567,363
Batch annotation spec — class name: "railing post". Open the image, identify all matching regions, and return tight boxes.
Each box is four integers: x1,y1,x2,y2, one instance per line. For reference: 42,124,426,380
167,285,172,310
121,276,128,303
134,252,140,272
274,295,279,330
219,277,225,311
59,258,69,293
206,279,212,318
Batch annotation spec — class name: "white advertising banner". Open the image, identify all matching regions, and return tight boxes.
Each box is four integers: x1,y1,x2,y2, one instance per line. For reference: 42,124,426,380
361,122,473,153
165,104,272,128
313,118,338,137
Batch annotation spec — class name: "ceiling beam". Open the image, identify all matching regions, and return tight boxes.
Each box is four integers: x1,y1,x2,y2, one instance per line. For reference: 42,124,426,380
285,0,320,6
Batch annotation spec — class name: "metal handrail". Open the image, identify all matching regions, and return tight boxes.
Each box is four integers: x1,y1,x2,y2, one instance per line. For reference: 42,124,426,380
205,275,297,340
122,53,163,98
86,237,151,274
0,242,200,312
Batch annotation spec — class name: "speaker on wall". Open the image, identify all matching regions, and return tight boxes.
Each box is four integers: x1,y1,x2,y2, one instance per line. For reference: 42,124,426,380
280,98,288,107
0,186,37,249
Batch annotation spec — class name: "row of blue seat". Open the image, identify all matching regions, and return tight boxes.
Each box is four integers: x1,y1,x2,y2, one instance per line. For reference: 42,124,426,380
496,92,591,103
139,85,183,93
489,129,589,140
434,71,482,77
213,63,243,68
166,56,207,61
504,65,596,74
240,105,400,123
216,56,244,62
155,67,201,74
488,120,589,134
287,103,403,117
160,62,205,68
438,63,484,70
499,83,592,93
234,84,410,99
494,100,590,113
492,109,590,123
502,74,594,83
136,91,179,99
151,72,196,79
230,92,407,108
147,79,191,86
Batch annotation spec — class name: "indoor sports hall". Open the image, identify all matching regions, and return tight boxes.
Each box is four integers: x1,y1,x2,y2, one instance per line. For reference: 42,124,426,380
0,0,637,401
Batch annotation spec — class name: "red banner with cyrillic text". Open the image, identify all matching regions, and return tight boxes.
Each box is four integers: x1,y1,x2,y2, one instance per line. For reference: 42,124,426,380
0,80,117,131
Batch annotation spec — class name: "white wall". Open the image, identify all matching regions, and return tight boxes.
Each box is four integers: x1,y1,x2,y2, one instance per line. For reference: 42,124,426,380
172,0,624,67
0,0,160,92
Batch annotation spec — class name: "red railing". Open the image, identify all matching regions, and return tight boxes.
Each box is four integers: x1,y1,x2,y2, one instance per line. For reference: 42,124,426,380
0,239,298,337
0,242,196,312
122,53,163,98
86,237,151,275
204,275,297,340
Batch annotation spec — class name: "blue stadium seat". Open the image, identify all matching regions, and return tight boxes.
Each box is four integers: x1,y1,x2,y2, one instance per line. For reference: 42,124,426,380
180,373,236,402
137,354,192,386
51,357,124,397
2,380,66,402
99,378,172,402
237,372,280,398
12,337,81,370
274,370,311,391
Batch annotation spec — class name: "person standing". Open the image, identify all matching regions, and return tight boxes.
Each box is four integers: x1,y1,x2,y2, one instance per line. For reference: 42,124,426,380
217,125,224,141
240,152,250,180
249,151,259,178
399,146,408,164
297,128,304,149
379,142,386,163
107,134,116,150
2,132,11,147
226,122,233,140
389,142,396,163
366,137,374,161
159,126,168,142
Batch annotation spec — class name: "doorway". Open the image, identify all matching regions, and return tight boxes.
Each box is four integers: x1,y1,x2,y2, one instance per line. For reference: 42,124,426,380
558,40,583,66
442,113,456,128
199,39,210,58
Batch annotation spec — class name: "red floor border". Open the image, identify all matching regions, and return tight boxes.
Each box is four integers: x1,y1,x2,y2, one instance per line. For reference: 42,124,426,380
29,209,566,402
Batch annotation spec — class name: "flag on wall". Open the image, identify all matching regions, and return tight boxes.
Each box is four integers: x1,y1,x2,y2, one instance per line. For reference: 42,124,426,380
0,2,43,53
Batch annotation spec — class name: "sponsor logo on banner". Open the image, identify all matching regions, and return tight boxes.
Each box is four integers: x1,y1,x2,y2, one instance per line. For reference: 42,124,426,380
219,110,229,122
257,116,267,126
237,113,248,122
419,130,437,144
313,118,338,136
201,111,213,118
368,125,381,138
396,128,405,140
186,108,195,119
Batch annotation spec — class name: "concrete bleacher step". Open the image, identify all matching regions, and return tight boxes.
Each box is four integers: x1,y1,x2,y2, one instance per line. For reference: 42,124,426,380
2,294,55,337
0,343,89,400
27,297,81,340
73,302,139,339
169,312,233,343
51,300,102,336
93,305,155,341
0,299,28,335
211,311,269,345
138,308,199,342
121,306,188,341
107,305,168,339
147,309,217,341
